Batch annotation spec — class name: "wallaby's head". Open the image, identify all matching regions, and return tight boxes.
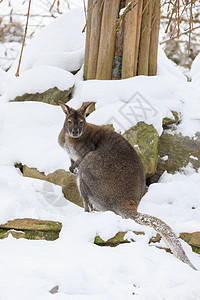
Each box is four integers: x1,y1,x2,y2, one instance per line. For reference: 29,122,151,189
59,101,93,138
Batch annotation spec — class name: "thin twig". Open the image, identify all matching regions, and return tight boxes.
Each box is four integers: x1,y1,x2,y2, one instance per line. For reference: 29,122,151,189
49,0,56,12
160,24,200,44
83,0,87,20
15,0,32,77
1,13,56,18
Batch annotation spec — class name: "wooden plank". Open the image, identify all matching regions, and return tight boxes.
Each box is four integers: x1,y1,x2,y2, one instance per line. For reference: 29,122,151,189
84,0,93,80
148,0,160,76
137,0,153,75
96,0,121,80
121,0,138,78
87,0,103,80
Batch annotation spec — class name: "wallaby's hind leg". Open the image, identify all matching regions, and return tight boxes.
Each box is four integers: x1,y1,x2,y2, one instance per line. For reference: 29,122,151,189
78,176,93,212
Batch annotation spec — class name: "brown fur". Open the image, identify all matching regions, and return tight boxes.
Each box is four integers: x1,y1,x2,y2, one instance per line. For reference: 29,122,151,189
58,101,196,270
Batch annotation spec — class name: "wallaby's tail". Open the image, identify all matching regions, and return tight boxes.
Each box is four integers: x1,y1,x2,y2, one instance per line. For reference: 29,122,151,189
130,211,197,270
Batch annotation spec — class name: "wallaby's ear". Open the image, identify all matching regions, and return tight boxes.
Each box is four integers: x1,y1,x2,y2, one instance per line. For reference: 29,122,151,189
58,101,72,115
78,102,94,117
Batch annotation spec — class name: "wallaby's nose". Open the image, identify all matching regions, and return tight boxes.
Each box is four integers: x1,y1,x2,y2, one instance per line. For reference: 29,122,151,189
72,129,79,136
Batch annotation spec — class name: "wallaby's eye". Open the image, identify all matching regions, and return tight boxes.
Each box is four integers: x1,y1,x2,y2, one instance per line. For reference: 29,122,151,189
80,120,84,127
68,120,72,126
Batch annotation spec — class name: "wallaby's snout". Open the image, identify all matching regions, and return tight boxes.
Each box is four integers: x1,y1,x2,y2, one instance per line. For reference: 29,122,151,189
71,128,79,138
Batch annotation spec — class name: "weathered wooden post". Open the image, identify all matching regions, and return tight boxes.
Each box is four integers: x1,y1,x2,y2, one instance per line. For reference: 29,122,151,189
137,0,153,75
148,0,161,76
84,0,161,80
96,0,121,80
121,0,138,78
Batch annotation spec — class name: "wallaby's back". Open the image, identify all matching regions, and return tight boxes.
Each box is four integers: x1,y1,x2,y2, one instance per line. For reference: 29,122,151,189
78,126,146,214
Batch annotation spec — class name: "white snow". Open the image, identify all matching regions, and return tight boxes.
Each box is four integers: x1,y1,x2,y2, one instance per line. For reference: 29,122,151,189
161,155,168,161
4,66,74,102
190,155,198,161
69,73,200,137
0,101,69,174
190,52,200,84
33,48,85,72
0,5,200,300
8,8,85,75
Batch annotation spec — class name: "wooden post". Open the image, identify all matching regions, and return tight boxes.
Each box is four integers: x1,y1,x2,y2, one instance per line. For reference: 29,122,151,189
87,0,103,80
135,0,143,75
121,0,138,79
137,0,153,75
148,0,160,76
112,0,126,80
84,0,93,80
96,0,121,80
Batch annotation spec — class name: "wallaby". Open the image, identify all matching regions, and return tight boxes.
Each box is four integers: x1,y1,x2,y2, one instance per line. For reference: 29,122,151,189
58,101,196,270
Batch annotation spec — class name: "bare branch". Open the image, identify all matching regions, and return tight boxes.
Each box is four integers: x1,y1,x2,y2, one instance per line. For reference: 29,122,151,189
160,24,200,44
15,0,32,77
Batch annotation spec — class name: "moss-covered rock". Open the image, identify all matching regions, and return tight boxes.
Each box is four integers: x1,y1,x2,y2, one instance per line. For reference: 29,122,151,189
0,219,62,241
94,231,145,247
123,122,159,177
1,230,26,239
25,230,59,241
180,232,200,253
94,230,200,255
23,166,83,207
162,111,180,127
0,218,62,231
150,131,200,183
0,229,8,239
94,232,129,247
11,86,74,105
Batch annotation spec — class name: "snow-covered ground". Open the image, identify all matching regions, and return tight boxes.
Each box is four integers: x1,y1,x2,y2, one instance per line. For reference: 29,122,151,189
0,0,83,70
0,6,200,300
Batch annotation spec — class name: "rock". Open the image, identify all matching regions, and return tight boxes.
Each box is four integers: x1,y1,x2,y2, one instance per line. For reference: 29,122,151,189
0,229,25,239
162,111,180,126
0,218,62,231
94,231,162,247
94,232,130,247
180,232,200,254
123,122,159,177
23,165,83,207
11,86,74,105
25,230,60,240
150,131,200,183
94,230,200,255
0,218,62,241
49,286,59,294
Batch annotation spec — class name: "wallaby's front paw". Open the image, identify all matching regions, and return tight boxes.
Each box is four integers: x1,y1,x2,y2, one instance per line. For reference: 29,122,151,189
69,165,79,175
